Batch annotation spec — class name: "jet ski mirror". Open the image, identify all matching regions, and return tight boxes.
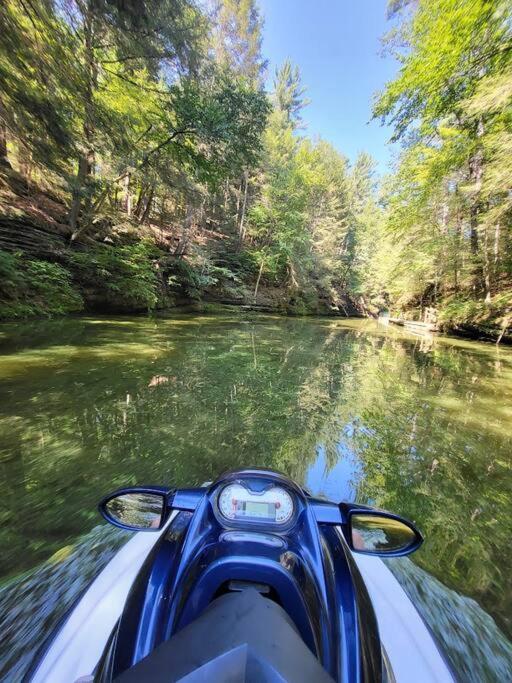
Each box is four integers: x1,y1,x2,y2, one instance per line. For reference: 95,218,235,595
99,487,171,531
348,510,423,557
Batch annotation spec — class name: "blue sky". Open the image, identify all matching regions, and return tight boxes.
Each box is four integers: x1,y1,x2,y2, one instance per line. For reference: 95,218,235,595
258,0,400,173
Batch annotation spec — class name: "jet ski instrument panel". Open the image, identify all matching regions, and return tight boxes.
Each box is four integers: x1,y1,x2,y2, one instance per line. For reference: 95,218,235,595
216,481,295,525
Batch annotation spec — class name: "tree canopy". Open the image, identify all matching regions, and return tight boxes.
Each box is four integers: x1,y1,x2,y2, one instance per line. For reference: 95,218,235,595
0,0,511,337
370,0,512,334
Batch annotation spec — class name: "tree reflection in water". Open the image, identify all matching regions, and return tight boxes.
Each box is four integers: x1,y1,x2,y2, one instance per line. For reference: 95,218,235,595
0,315,511,680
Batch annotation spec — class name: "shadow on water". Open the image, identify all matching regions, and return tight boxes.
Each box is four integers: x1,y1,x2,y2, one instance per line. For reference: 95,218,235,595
0,314,511,681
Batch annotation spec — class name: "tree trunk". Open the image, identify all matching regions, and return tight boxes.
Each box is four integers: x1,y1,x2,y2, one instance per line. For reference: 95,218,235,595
124,172,132,216
238,169,249,247
83,3,97,178
140,185,155,224
175,205,194,256
0,124,8,166
0,97,9,166
0,123,6,161
253,258,264,302
159,193,168,229
235,180,241,226
493,223,500,271
69,155,89,238
453,208,462,292
469,211,479,255
483,225,491,304
468,118,484,256
223,179,229,213
68,2,97,235
134,183,147,218
497,315,510,345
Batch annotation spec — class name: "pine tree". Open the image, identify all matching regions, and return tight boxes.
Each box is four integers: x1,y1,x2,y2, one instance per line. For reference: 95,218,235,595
213,0,266,85
273,60,309,128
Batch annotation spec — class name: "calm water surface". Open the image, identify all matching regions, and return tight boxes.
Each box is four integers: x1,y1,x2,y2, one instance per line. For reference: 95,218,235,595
0,314,511,681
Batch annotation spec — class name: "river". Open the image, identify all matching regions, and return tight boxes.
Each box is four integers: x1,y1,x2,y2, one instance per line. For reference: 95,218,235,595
0,314,511,681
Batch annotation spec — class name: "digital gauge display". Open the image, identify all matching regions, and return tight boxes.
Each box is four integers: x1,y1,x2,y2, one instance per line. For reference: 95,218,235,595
218,483,294,525
244,501,275,518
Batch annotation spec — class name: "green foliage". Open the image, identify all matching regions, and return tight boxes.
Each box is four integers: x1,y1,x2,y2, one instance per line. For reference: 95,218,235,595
438,291,512,328
273,60,309,127
0,251,83,319
0,2,78,172
167,254,243,301
370,0,512,326
0,0,380,319
247,103,377,311
70,241,160,311
216,249,260,279
2,0,510,328
0,250,21,293
438,296,485,326
213,0,266,84
375,0,508,139
168,74,270,189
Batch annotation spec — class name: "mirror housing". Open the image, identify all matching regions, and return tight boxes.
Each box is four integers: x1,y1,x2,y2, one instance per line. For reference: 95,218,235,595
99,486,172,532
346,508,423,557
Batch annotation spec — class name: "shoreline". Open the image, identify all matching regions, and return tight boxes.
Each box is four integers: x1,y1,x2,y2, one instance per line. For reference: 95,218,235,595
1,303,511,346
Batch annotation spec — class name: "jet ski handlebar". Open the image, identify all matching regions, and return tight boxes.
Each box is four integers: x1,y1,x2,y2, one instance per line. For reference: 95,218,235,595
99,469,423,558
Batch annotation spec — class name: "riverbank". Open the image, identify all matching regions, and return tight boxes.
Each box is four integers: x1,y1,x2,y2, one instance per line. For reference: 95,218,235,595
0,238,356,321
1,238,510,343
1,166,510,343
0,166,359,322
386,312,512,345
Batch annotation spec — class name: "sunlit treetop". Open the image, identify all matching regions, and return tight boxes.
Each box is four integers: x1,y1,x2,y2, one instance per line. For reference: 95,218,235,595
374,0,512,139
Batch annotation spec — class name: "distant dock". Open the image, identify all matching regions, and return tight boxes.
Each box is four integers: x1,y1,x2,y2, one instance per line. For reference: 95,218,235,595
387,317,438,333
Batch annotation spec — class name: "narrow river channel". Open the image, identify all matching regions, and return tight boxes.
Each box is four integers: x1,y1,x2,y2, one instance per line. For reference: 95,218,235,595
0,314,511,681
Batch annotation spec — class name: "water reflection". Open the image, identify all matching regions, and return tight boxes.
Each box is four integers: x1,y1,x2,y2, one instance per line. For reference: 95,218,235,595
0,314,511,680
350,514,417,553
0,524,126,682
104,492,165,529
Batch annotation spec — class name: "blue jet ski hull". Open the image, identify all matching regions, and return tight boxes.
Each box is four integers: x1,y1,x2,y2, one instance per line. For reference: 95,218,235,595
30,468,453,683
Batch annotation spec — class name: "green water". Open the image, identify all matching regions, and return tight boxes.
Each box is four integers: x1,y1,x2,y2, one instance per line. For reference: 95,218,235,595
0,314,511,679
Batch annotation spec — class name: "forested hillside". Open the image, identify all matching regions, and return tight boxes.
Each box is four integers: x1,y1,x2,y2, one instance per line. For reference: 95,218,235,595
0,0,511,340
371,0,512,341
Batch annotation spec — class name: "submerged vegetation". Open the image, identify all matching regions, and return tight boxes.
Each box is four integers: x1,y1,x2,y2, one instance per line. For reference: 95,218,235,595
0,0,511,338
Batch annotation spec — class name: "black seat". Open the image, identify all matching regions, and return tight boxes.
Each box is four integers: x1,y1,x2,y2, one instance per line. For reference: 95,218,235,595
115,588,334,682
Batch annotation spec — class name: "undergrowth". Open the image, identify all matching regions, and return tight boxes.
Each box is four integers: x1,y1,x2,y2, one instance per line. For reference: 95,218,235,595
438,292,512,329
0,251,83,319
70,240,161,311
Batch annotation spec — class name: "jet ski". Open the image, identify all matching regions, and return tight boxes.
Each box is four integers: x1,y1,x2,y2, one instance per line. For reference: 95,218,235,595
30,468,454,683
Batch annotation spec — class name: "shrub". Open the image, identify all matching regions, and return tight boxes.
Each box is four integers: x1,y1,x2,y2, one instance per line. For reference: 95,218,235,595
167,255,242,301
438,292,512,330
70,240,160,311
0,250,83,319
